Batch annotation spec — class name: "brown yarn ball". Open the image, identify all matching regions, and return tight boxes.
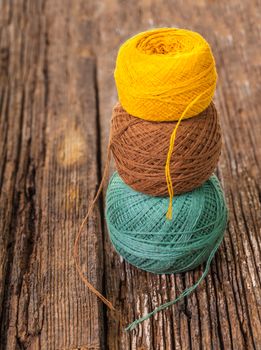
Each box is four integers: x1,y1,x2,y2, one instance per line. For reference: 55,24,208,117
110,102,222,196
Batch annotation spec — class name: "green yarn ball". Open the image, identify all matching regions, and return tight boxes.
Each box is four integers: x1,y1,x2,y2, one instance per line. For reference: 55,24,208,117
106,172,228,275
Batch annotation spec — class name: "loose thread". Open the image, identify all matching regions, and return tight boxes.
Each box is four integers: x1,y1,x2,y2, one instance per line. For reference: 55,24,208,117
73,127,124,322
73,146,115,309
125,234,224,331
165,90,211,220
73,123,133,330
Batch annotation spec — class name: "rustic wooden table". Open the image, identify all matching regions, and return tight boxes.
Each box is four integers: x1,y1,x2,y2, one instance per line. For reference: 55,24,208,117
0,1,260,349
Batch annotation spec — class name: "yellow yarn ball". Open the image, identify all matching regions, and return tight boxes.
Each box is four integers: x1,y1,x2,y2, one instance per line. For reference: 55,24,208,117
114,28,217,121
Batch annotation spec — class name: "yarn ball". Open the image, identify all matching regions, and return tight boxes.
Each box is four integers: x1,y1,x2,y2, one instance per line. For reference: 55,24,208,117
106,172,228,274
114,28,217,121
110,102,221,196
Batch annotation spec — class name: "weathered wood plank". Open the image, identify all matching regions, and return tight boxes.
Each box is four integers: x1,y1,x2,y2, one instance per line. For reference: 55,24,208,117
95,0,261,349
0,1,104,349
1,0,260,349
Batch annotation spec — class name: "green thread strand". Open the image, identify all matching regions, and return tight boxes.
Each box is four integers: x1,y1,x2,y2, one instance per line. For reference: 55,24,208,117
105,172,228,330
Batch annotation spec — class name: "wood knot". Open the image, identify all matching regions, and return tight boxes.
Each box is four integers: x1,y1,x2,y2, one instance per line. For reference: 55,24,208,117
57,129,86,167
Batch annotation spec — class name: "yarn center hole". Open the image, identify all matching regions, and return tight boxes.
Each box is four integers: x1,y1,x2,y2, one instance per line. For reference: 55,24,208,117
136,34,193,56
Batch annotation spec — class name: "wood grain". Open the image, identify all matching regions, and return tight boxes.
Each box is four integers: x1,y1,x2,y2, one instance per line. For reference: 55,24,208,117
0,1,104,349
0,0,260,349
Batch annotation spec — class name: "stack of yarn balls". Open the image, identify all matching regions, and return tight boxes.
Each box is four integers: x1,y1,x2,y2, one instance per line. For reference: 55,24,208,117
105,28,228,330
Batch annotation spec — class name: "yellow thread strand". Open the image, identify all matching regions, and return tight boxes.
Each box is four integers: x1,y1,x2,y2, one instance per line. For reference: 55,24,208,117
165,92,209,219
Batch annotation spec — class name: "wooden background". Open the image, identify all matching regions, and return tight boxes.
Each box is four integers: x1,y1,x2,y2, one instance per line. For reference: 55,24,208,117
0,0,260,349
